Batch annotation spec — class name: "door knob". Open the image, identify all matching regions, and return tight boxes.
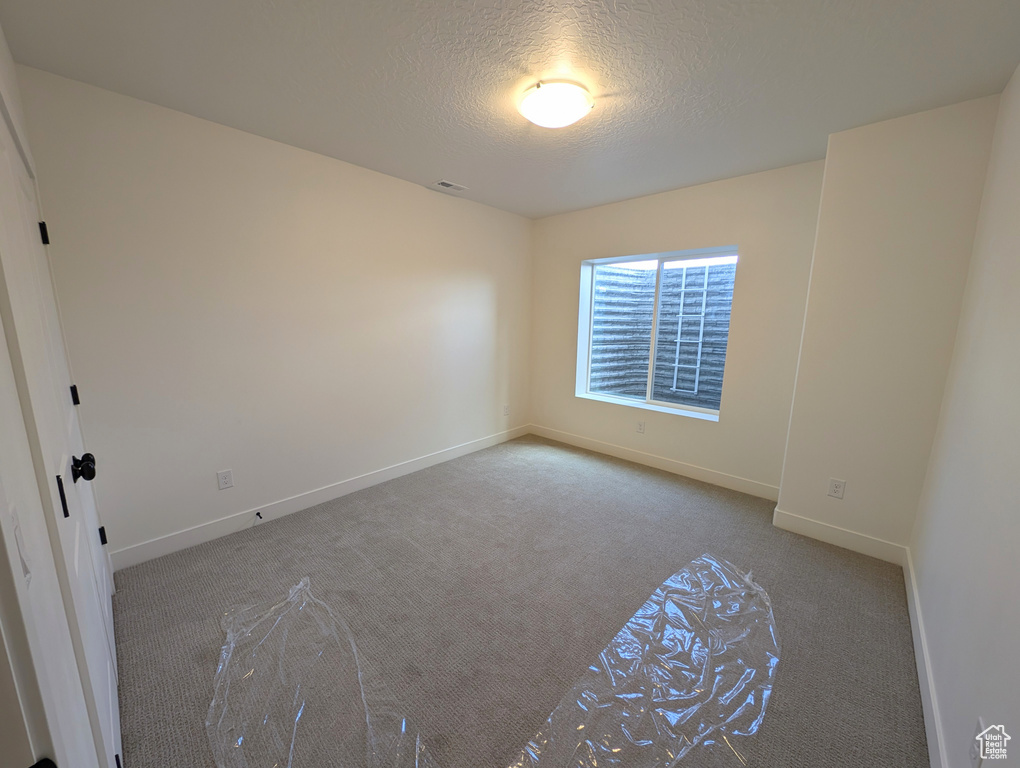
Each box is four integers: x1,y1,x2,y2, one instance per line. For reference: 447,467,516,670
72,453,96,483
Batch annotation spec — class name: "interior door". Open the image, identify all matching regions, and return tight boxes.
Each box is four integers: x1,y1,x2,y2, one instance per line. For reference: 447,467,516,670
0,281,100,768
12,157,117,660
0,115,121,766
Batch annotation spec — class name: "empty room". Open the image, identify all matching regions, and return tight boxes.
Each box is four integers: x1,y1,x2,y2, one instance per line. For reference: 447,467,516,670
0,2,1017,767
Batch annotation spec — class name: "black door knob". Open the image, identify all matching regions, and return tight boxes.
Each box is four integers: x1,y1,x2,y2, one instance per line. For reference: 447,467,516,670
72,453,96,483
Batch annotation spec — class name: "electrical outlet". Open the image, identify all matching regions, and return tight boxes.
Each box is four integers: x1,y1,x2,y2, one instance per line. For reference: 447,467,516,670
217,470,234,490
503,404,510,417
827,478,845,499
636,421,645,434
970,717,987,767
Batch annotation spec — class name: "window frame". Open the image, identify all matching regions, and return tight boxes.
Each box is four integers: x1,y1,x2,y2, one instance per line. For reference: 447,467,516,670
575,246,738,422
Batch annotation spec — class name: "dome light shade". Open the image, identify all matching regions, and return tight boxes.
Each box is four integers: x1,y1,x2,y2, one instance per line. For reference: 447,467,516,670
518,81,594,128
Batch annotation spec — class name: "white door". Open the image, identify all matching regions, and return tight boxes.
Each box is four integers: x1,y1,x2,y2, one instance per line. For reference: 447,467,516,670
0,275,100,768
0,114,122,765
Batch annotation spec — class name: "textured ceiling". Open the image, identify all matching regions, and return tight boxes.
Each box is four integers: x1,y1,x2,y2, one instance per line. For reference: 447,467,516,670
1,1,1019,218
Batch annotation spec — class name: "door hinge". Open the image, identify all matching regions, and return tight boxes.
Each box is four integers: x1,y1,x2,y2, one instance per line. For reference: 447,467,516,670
38,221,49,245
70,384,80,405
56,475,69,518
98,526,108,545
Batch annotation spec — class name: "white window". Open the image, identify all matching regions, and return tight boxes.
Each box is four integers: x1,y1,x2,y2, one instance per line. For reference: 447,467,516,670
576,248,738,421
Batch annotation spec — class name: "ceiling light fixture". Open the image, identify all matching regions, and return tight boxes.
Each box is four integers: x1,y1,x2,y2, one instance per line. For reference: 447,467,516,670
518,81,594,128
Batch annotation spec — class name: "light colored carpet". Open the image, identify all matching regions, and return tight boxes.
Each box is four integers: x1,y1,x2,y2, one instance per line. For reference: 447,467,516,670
113,435,929,767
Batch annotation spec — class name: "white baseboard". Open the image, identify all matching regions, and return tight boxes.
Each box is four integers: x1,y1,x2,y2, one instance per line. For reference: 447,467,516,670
113,424,778,569
528,424,779,501
904,548,947,768
110,426,530,570
772,508,908,565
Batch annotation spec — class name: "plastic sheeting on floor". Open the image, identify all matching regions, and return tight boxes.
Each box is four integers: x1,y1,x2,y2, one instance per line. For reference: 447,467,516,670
508,554,780,767
206,578,438,768
206,553,778,767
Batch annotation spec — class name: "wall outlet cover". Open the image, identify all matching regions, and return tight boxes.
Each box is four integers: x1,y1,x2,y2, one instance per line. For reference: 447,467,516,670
217,469,234,490
827,478,846,499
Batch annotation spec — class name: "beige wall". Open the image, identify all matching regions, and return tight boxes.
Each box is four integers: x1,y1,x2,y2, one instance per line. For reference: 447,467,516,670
18,67,532,566
910,62,1020,766
776,96,999,559
530,162,825,499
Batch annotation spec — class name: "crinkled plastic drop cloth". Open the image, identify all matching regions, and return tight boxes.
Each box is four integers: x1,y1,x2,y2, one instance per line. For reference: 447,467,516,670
508,554,780,767
206,578,437,768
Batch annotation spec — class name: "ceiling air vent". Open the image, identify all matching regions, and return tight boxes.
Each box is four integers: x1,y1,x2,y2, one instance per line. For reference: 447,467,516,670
433,179,468,192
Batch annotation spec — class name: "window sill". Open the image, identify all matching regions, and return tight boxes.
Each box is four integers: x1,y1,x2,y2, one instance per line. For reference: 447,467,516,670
575,391,720,422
